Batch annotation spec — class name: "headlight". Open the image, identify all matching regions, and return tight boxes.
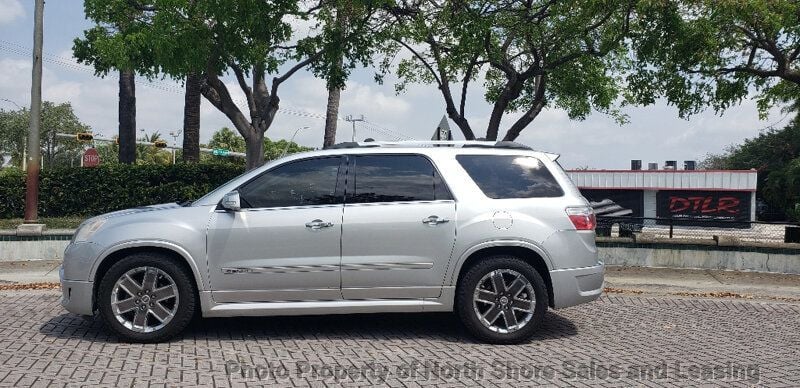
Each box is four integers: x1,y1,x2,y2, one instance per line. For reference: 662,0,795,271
72,219,106,243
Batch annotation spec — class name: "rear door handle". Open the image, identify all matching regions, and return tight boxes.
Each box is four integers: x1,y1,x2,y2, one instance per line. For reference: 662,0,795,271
422,215,450,226
305,219,334,230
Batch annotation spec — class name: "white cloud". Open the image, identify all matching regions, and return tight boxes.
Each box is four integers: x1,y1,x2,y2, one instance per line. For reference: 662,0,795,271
0,0,24,26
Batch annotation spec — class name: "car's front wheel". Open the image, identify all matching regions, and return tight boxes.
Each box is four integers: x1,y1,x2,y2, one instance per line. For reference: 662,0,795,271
97,253,196,343
456,256,548,344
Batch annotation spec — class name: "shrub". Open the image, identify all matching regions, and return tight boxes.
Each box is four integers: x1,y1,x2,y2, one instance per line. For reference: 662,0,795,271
0,163,243,218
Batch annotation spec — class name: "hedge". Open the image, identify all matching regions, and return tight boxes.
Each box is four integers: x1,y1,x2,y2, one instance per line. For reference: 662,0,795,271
0,163,244,218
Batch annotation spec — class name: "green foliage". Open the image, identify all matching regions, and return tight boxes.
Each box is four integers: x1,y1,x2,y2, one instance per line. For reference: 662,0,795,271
629,0,800,118
75,1,384,169
207,127,245,153
0,167,25,219
0,102,90,168
263,138,314,161
702,110,800,220
0,163,243,219
381,0,634,140
74,0,158,75
204,127,313,163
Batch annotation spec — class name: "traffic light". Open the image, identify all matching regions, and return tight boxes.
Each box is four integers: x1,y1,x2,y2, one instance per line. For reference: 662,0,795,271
75,133,94,141
153,140,168,148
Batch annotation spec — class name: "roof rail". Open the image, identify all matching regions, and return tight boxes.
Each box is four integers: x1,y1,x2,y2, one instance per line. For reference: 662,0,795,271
323,141,379,149
326,140,534,150
322,140,559,160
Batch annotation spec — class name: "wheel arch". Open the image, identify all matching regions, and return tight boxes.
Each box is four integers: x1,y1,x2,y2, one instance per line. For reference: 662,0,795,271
91,241,205,310
452,243,555,308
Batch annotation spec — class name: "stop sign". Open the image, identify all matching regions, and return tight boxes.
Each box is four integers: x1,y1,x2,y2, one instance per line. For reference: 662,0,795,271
82,148,100,167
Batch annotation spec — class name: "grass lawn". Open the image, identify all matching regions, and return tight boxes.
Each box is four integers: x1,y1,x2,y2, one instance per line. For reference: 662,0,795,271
0,216,86,230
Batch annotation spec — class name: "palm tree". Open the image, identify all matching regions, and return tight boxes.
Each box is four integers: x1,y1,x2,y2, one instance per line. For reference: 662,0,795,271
182,73,201,162
118,69,136,164
324,86,341,148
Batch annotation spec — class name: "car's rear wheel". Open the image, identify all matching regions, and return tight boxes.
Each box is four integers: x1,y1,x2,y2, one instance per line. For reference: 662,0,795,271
456,256,548,344
97,253,196,343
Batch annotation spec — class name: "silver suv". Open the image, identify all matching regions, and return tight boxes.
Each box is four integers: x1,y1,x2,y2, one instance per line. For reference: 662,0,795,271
60,141,603,344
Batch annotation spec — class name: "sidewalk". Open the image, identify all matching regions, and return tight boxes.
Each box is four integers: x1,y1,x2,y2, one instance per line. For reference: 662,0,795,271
0,260,61,285
2,260,800,301
604,265,800,301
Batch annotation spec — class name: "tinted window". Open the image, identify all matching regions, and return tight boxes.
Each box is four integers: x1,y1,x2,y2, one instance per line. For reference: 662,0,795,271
351,155,451,203
238,157,342,208
457,155,563,198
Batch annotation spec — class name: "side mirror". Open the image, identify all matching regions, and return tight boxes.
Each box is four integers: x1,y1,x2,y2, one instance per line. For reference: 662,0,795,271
221,191,241,211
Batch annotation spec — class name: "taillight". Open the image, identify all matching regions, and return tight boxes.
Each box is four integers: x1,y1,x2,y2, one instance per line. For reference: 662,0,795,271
566,206,596,230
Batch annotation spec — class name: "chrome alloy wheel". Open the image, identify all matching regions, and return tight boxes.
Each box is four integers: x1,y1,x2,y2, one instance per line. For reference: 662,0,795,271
472,269,536,334
111,266,179,333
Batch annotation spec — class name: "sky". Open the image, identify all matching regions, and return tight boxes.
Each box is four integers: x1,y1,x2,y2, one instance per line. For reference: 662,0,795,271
0,0,789,169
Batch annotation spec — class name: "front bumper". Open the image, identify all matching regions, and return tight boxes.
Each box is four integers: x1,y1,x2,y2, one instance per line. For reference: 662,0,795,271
549,262,604,309
60,266,94,316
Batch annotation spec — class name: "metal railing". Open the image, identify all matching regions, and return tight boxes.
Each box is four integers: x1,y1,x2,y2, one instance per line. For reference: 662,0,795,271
596,216,800,244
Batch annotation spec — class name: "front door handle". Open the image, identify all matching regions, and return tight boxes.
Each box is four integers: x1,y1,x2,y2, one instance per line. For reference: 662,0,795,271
422,215,450,226
305,219,334,230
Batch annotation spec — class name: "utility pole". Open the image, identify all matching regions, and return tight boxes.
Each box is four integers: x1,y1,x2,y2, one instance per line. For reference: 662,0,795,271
22,0,44,231
169,130,182,165
344,115,365,142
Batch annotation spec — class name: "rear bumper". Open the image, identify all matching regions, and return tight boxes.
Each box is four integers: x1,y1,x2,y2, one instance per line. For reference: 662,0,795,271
60,266,94,316
550,262,604,309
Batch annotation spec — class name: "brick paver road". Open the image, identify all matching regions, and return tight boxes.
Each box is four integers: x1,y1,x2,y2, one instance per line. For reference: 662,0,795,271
1,290,798,387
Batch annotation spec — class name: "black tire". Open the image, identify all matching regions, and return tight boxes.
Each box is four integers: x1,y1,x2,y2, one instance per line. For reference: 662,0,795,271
97,253,196,343
456,256,548,344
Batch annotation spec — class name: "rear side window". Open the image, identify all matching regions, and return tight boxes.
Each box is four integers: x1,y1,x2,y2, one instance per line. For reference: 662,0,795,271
456,155,564,198
350,155,452,203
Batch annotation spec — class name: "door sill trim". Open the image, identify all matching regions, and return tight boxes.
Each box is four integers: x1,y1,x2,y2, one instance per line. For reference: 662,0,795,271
205,298,443,317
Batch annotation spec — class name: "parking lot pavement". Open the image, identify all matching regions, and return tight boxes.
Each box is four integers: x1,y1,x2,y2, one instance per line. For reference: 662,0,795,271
1,291,798,387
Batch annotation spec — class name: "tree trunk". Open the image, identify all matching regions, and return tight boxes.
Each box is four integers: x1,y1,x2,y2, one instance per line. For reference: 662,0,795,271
486,81,525,141
182,72,201,163
323,86,341,147
501,75,547,141
244,131,265,170
118,69,136,164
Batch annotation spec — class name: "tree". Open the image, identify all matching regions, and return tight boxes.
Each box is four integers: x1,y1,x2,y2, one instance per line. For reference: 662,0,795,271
205,127,311,163
381,0,633,141
182,73,201,162
124,1,379,170
76,1,205,165
207,127,245,154
702,104,800,220
0,102,89,168
118,69,136,163
324,79,342,148
74,1,155,164
629,0,800,117
264,138,314,160
322,3,349,148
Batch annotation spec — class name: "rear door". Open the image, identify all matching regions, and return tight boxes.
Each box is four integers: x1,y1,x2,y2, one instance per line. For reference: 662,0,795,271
340,154,456,299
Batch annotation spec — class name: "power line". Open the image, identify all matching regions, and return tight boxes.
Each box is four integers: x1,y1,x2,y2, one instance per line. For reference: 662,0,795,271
0,39,413,140
362,119,415,140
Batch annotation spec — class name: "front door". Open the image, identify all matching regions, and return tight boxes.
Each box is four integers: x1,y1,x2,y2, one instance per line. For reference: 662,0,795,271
208,156,345,303
341,154,456,299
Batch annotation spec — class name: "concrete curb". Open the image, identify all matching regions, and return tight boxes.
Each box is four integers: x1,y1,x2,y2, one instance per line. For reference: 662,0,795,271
0,229,76,236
